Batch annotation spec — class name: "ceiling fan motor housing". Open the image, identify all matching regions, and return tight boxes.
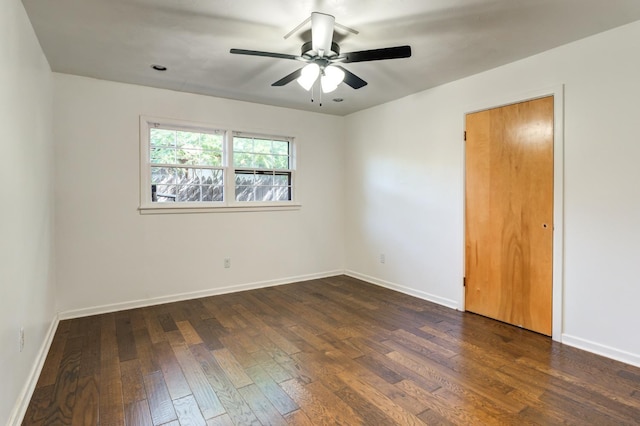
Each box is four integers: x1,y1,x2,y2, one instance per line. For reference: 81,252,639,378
301,41,340,58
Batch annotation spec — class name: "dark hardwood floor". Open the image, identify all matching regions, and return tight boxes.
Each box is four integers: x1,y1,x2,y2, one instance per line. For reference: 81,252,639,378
23,275,640,425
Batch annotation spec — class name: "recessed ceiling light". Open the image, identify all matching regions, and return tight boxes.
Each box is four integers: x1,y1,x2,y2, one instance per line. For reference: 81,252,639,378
151,64,167,71
333,98,344,102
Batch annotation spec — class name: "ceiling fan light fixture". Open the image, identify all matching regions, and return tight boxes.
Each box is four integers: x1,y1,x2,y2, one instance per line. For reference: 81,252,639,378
320,77,337,93
297,63,320,91
320,65,345,93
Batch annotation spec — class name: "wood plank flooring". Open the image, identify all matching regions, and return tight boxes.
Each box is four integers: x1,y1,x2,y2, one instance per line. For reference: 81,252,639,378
23,275,640,425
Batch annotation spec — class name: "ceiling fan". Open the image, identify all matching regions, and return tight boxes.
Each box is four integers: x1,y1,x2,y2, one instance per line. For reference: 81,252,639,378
230,12,411,96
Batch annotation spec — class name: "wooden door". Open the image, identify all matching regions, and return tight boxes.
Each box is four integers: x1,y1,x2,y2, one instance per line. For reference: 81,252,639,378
465,96,554,335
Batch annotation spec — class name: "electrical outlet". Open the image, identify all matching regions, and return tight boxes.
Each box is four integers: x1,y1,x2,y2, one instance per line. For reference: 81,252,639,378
380,253,386,264
19,327,24,352
224,258,231,268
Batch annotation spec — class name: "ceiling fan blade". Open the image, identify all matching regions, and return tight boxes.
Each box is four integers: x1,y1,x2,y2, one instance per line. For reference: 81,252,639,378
272,68,303,86
334,66,367,89
342,45,412,63
230,48,300,61
311,12,335,56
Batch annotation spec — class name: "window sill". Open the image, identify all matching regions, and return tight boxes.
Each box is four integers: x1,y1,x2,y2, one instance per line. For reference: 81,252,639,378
139,202,302,215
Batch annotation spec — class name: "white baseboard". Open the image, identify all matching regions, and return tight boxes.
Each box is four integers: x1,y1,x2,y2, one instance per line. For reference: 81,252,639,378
562,333,640,369
345,270,459,310
8,314,60,426
58,270,344,320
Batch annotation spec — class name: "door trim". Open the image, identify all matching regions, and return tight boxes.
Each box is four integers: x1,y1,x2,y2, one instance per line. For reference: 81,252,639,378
461,85,565,342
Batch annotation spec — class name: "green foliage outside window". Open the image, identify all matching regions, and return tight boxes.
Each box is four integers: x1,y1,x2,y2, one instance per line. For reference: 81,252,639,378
150,128,223,166
233,137,290,170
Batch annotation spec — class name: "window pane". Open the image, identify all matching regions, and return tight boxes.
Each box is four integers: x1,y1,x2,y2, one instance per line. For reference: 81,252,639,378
273,186,290,201
235,186,254,201
153,128,223,168
175,168,189,185
200,133,222,149
234,137,253,153
235,173,254,185
255,186,272,201
176,130,200,147
253,139,272,154
234,171,291,202
146,123,233,205
273,174,289,187
177,185,202,202
233,136,290,170
272,140,289,155
153,167,223,203
200,150,222,166
151,147,174,164
255,155,267,168
212,169,224,186
175,148,199,165
150,128,176,147
202,185,224,202
201,168,224,185
151,167,176,184
233,152,289,169
273,155,289,169
255,174,273,186
233,151,253,168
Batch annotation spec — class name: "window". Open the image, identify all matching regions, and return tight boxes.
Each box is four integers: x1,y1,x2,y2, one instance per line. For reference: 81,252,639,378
233,133,292,202
140,116,297,212
150,127,224,203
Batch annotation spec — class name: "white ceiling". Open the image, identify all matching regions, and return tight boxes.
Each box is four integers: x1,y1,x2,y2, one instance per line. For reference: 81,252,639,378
22,0,640,115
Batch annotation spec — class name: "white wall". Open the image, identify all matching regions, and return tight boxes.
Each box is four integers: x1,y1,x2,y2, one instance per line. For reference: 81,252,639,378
345,20,640,366
53,74,345,315
1,0,55,423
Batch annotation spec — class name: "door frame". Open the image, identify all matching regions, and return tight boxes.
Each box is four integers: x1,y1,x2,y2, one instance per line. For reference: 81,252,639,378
461,85,565,342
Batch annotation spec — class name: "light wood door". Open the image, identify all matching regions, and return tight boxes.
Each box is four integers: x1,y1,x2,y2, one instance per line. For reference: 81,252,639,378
465,96,554,335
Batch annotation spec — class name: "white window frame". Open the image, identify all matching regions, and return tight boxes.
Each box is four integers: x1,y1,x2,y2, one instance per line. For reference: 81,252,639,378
139,116,300,214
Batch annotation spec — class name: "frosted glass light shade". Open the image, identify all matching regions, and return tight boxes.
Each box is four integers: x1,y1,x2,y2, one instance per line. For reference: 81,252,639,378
297,63,320,91
320,65,345,93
